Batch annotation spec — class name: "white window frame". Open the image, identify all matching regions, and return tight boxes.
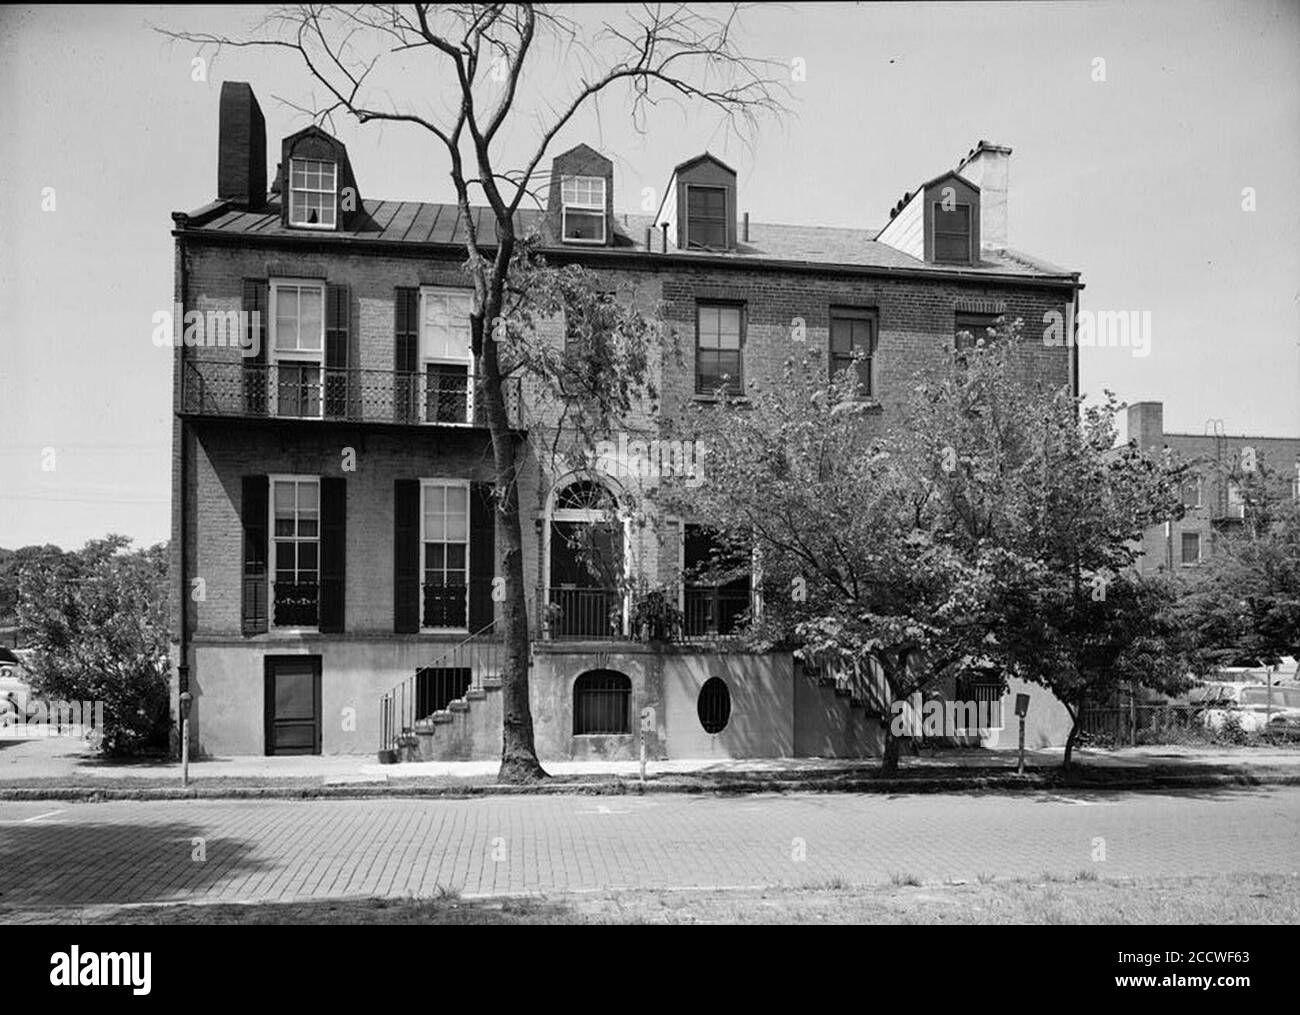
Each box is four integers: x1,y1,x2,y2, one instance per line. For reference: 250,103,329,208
420,479,471,633
268,279,326,419
288,158,338,229
419,286,475,425
560,175,606,245
269,474,321,631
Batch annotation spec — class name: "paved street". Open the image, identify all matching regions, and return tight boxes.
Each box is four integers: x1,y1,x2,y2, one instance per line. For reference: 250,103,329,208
1,787,1297,914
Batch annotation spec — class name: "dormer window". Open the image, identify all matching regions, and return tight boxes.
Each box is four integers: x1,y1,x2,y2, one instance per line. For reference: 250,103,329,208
289,158,337,228
560,175,605,243
933,203,972,263
686,185,727,248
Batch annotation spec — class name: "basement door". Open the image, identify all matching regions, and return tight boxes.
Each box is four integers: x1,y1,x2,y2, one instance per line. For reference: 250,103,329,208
264,655,322,755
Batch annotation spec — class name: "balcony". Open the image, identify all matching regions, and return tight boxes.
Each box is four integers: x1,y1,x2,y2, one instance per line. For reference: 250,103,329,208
180,359,523,428
537,584,753,642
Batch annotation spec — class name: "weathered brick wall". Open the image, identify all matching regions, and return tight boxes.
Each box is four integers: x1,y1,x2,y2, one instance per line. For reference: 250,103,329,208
178,240,1075,632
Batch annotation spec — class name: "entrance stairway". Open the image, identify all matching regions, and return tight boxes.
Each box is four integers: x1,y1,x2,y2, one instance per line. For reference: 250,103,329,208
378,624,504,762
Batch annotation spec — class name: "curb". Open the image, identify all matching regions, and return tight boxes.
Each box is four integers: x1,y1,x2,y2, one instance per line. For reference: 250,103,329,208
1,769,1297,803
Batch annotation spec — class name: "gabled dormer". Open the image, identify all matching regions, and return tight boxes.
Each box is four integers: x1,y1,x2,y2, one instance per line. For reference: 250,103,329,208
876,170,980,266
657,153,737,251
272,125,363,232
546,143,613,245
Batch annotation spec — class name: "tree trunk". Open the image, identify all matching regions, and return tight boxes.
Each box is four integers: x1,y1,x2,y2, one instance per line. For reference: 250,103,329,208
1061,698,1082,771
881,721,901,776
480,286,546,784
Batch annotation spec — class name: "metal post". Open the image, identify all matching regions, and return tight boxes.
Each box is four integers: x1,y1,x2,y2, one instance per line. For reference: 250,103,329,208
181,717,191,787
1017,716,1026,775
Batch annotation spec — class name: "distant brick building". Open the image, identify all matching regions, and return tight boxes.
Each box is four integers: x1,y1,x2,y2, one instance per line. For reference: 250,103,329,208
170,82,1082,759
1127,401,1300,574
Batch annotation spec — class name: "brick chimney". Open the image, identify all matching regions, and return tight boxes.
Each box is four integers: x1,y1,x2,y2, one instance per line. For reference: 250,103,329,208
1127,401,1165,452
218,82,267,209
956,140,1010,250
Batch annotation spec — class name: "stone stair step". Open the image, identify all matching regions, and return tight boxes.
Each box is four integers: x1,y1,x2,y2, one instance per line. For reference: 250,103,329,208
465,688,487,701
449,700,470,713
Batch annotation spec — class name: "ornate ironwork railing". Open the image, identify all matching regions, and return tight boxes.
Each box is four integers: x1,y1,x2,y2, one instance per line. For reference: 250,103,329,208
180,359,523,428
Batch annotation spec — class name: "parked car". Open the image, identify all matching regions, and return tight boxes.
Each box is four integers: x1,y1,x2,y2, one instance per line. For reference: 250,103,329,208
1187,682,1300,733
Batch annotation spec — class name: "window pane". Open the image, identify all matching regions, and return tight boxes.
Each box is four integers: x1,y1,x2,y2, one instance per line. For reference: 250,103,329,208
717,308,741,350
445,543,466,572
698,306,719,346
299,288,323,349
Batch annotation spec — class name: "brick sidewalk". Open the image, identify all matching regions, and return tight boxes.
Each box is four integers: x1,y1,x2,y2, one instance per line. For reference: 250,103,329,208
1,788,1298,914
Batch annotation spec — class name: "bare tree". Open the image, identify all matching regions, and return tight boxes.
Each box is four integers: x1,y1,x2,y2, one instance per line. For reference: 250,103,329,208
160,3,786,781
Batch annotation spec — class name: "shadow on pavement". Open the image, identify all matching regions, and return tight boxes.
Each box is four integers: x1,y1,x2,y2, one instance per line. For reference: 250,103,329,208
0,820,269,907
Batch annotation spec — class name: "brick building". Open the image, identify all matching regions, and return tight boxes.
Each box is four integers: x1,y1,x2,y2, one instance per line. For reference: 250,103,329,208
1127,401,1300,574
170,82,1081,760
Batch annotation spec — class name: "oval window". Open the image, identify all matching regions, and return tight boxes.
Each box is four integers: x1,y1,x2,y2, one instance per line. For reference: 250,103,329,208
697,676,731,734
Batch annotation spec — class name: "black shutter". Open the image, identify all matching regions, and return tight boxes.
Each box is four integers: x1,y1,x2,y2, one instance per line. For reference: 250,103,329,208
241,475,269,634
394,479,420,633
394,287,420,423
469,482,496,632
319,477,346,632
242,280,268,415
325,283,350,419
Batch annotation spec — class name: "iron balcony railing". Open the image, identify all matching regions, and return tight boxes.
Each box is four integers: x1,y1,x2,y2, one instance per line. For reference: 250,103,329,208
682,585,750,638
180,358,523,428
540,587,627,640
538,583,754,642
378,622,502,756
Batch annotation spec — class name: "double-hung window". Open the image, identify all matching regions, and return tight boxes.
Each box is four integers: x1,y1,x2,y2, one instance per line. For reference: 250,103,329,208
560,175,606,244
271,476,320,627
695,303,743,395
288,159,337,228
686,185,728,248
421,480,470,630
270,280,325,417
933,203,972,264
829,309,877,396
420,287,474,424
1181,531,1201,565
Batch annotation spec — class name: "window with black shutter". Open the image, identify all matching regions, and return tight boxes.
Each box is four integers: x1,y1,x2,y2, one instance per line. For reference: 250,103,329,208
394,479,420,633
324,284,350,419
394,288,419,423
241,280,269,415
241,475,269,634
469,482,496,632
318,477,346,632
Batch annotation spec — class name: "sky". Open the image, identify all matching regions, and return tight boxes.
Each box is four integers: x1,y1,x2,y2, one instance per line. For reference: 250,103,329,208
1,1,1297,549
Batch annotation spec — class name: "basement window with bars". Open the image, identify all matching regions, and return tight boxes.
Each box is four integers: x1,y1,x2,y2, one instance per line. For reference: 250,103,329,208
561,175,606,244
573,670,631,735
288,159,337,228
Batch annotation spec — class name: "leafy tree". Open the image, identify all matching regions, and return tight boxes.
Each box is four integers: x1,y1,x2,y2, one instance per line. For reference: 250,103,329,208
910,327,1193,767
0,544,63,631
17,536,172,756
162,4,784,781
1178,460,1300,670
664,352,1008,773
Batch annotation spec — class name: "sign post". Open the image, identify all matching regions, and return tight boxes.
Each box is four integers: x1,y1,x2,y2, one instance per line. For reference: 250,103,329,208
639,706,655,785
1014,693,1030,775
179,691,193,788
